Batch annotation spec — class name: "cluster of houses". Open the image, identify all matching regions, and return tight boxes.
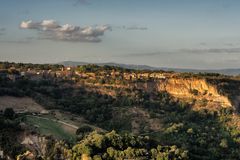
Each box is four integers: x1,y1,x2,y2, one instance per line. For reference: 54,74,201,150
0,66,175,83
123,72,169,80
75,70,170,81
0,67,73,81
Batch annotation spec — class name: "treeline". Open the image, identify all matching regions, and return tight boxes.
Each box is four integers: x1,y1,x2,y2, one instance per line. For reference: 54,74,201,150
43,131,188,160
176,72,229,79
76,64,131,73
0,61,63,71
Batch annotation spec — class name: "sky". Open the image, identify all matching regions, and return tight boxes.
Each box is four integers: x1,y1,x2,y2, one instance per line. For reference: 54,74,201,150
1,0,240,69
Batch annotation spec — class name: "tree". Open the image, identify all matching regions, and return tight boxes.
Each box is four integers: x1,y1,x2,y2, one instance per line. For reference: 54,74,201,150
219,139,228,149
4,108,15,119
76,125,94,140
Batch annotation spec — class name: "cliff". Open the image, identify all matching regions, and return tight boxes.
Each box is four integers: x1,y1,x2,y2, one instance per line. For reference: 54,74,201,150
158,78,232,107
132,77,236,110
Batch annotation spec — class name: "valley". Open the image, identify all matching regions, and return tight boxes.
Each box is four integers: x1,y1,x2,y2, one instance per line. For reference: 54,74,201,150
0,62,240,159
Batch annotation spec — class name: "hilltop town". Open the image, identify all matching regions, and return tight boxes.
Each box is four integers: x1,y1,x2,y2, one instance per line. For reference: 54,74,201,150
0,62,174,82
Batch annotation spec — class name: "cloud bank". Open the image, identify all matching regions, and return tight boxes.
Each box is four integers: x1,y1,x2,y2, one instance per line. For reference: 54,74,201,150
73,0,90,6
181,48,240,54
0,28,6,32
126,26,148,30
20,20,111,42
0,27,6,35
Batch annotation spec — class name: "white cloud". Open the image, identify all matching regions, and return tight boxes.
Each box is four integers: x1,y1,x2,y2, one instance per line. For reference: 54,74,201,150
20,20,60,30
60,24,79,32
20,20,111,42
41,20,60,30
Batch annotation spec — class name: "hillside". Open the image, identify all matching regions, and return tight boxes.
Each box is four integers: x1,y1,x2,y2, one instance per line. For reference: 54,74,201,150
0,62,240,159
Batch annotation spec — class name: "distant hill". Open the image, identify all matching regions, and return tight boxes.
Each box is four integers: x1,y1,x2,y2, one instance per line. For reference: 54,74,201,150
59,61,240,75
59,61,157,70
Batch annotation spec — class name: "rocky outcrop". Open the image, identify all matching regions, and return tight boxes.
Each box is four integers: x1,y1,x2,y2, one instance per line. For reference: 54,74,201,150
132,78,233,109
20,133,50,158
157,78,232,107
81,76,237,109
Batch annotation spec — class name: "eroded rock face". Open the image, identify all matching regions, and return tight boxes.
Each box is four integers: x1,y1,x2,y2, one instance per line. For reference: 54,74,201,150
79,76,238,110
131,78,234,109
157,78,232,107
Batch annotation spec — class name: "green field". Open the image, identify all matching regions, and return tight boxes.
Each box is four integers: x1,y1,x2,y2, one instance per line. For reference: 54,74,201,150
24,116,76,143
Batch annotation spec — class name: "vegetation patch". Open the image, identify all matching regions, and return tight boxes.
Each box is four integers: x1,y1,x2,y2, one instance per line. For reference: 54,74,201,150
24,116,76,143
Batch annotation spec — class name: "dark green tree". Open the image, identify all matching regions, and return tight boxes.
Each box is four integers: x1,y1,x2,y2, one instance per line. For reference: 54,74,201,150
3,108,15,119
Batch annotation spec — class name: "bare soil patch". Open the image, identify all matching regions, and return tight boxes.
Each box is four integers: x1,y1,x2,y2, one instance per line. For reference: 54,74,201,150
0,96,47,113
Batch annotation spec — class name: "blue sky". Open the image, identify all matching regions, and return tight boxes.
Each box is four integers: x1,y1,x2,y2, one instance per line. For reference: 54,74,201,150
1,0,240,69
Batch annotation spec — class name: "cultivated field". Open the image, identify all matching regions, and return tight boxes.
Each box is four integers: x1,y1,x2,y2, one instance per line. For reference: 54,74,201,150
25,116,76,142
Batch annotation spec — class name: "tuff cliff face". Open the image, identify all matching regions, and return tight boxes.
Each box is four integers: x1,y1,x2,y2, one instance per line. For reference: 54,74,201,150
80,75,237,110
132,78,233,109
157,78,232,107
